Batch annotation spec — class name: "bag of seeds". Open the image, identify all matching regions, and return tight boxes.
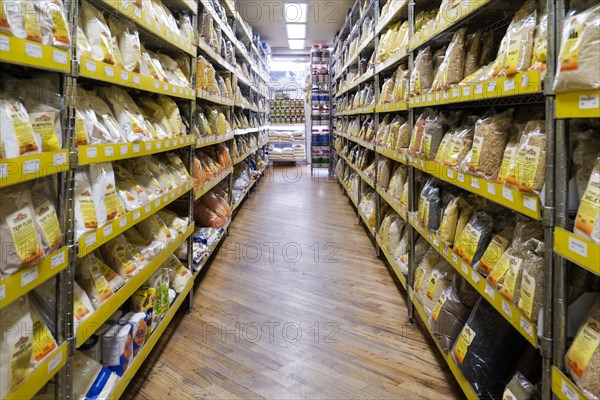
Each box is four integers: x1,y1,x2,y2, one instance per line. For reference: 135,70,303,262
468,109,514,181
430,283,472,353
453,210,494,265
505,120,546,194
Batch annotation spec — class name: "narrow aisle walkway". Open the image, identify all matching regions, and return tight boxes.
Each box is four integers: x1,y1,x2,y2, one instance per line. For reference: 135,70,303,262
126,166,462,400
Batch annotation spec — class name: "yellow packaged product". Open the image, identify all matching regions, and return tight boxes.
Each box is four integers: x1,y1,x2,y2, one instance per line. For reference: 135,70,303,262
0,0,42,43
453,210,493,265
32,183,63,254
76,254,116,308
505,120,546,194
575,156,600,244
30,300,58,363
100,234,140,279
33,0,70,49
157,96,183,136
475,227,513,276
80,2,114,64
0,96,39,158
108,18,141,73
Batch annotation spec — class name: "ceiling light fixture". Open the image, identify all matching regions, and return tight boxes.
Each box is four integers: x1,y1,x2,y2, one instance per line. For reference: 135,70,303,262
284,3,307,23
286,24,306,39
288,39,305,50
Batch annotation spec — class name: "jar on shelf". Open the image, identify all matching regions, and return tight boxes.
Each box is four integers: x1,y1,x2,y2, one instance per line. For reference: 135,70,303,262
311,45,322,64
321,46,330,64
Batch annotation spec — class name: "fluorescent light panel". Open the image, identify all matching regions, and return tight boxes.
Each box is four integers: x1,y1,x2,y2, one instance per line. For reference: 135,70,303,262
286,24,306,39
284,3,307,23
288,39,305,50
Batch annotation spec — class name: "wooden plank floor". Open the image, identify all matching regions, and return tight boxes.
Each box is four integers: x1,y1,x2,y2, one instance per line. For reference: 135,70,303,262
125,165,462,400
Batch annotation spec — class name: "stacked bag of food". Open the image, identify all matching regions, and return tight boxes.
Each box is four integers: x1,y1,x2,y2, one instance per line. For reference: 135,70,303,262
197,56,235,100
197,107,233,138
375,20,409,64
378,65,410,105
191,144,232,189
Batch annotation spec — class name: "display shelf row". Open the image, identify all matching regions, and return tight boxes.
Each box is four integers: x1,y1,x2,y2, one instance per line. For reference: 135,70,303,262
77,135,195,165
79,56,195,100
75,223,194,347
336,106,375,116
196,132,235,148
409,71,543,108
375,233,407,290
334,33,375,82
0,34,71,73
0,149,70,189
376,146,408,165
407,154,542,220
233,147,258,165
408,213,539,347
337,69,375,97
109,269,194,399
554,228,600,277
375,101,409,113
374,48,409,75
411,295,480,400
551,367,587,400
555,89,600,119
197,89,235,106
336,130,375,150
340,153,375,189
0,247,69,310
98,0,196,56
4,342,68,400
77,180,193,257
339,175,359,209
375,186,407,221
235,127,261,136
374,0,408,36
194,168,233,200
192,223,229,279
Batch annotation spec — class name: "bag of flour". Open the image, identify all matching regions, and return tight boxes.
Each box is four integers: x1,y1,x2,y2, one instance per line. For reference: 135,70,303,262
102,323,133,376
0,96,40,159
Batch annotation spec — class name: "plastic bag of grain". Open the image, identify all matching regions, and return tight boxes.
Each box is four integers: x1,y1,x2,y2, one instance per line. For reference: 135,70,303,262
424,186,443,231
0,295,34,398
413,247,440,296
503,371,537,400
464,32,482,77
80,2,114,64
436,195,461,246
379,77,396,105
100,234,140,279
72,351,118,399
554,4,600,92
393,66,409,102
443,124,474,167
388,165,407,200
147,268,170,321
410,47,433,95
574,156,600,244
419,260,455,317
453,210,494,265
468,109,513,181
474,226,514,277
31,182,63,254
0,95,40,158
108,17,140,73
504,120,546,194
430,284,472,353
432,46,446,80
409,109,431,155
432,29,466,90
529,5,548,75
157,96,184,136
99,86,148,142
517,239,545,322
565,297,600,400
420,112,445,159
452,298,528,399
29,299,58,364
377,158,392,190
164,255,191,293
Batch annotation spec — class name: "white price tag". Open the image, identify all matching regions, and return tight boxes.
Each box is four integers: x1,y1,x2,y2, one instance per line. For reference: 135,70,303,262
487,182,496,195
53,50,67,64
568,236,588,258
156,142,162,149
48,351,63,373
579,94,599,109
104,146,114,157
488,81,497,92
452,253,459,264
133,6,141,17
24,159,40,174
561,381,579,400
154,199,161,207
133,75,140,85
103,225,113,237
21,266,39,287
471,270,480,283
475,84,483,95
443,91,449,99
85,59,96,72
120,70,129,81
133,210,141,220
504,79,515,91
166,30,171,38
172,87,177,94
165,140,170,147
471,177,480,189
447,169,454,179
164,83,169,91
50,251,65,268
502,187,514,202
421,95,426,102
170,192,176,199
25,42,42,58
154,81,160,89
0,164,6,179
53,152,67,166
0,285,5,301
501,300,513,318
120,145,128,155
458,173,465,183
435,92,440,101
133,144,140,153
105,66,114,78
85,233,96,248
86,147,97,159
172,139,178,146
484,284,495,299
523,196,537,212
463,86,470,96
145,16,152,25
521,73,529,87
433,237,440,247
156,22,162,30
0,35,9,51
461,263,468,274
146,142,152,151
144,204,151,213
442,248,448,256
179,88,183,94
427,94,432,102
520,317,533,337
452,88,459,97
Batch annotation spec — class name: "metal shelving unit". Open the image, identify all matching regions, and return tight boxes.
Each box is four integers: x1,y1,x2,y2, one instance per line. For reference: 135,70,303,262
310,46,333,176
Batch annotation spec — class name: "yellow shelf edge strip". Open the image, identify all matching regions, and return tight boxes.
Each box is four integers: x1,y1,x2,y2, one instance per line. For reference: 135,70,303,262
77,181,193,257
375,146,408,165
409,214,539,346
375,234,408,290
77,135,195,165
551,367,587,400
0,247,69,310
195,168,233,200
196,132,234,148
375,101,409,112
5,342,68,400
555,89,600,119
75,224,194,347
0,34,70,72
0,150,69,188
197,89,235,106
554,227,600,276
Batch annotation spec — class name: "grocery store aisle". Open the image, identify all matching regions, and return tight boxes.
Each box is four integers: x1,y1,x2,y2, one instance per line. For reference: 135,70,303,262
125,165,461,400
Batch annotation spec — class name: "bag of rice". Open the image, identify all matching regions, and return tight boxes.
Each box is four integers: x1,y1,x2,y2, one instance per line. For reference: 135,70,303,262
554,4,600,92
453,210,494,265
464,32,482,77
574,156,600,244
29,299,58,364
100,234,140,279
0,95,40,159
443,124,474,167
0,295,34,398
468,109,513,181
72,351,118,399
80,2,114,64
565,298,600,400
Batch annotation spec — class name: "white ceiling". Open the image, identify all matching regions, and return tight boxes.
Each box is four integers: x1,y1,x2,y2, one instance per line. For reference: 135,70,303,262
235,0,354,55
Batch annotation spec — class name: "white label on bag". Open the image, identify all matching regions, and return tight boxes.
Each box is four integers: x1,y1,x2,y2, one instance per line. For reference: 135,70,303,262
579,94,599,109
85,233,96,248
471,177,480,189
85,60,96,72
561,381,578,400
501,300,513,318
86,147,97,159
502,187,514,202
568,236,588,258
475,84,483,95
504,79,515,91
487,183,496,195
104,146,114,157
105,66,114,78
520,318,533,337
53,152,67,166
24,159,40,174
21,266,39,287
488,81,497,92
484,284,495,299
0,285,5,301
48,351,62,373
120,145,128,155
25,42,42,58
51,251,65,268
120,70,129,81
0,36,9,51
53,50,67,64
